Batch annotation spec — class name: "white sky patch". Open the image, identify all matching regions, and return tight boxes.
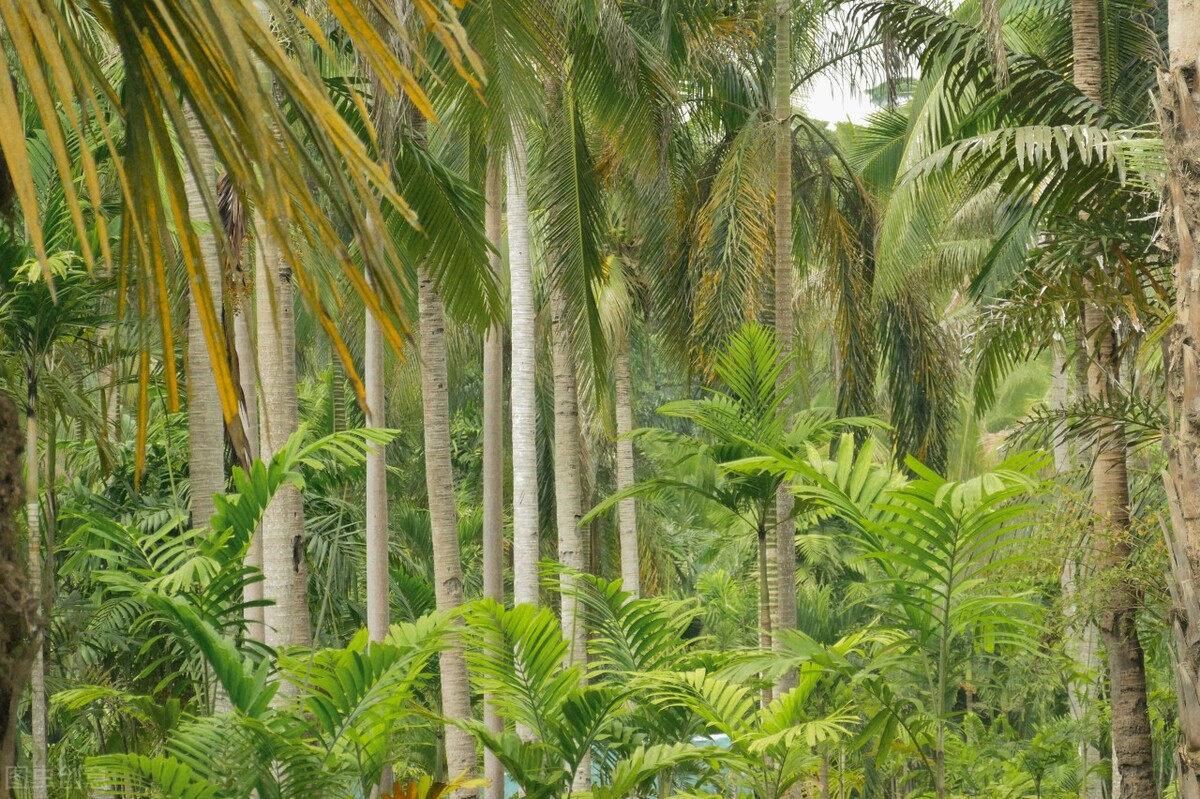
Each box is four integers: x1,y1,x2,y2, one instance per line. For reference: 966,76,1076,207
800,71,878,126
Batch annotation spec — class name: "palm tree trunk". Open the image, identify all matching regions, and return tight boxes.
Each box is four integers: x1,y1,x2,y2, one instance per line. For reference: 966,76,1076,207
482,154,507,799
25,372,45,799
1085,309,1156,799
255,228,311,650
1071,4,1156,796
772,0,798,697
365,275,389,644
549,286,590,790
508,125,540,608
1054,347,1104,799
184,112,226,531
1159,5,1200,794
551,287,586,663
417,269,476,790
0,394,31,779
235,305,264,642
614,331,639,597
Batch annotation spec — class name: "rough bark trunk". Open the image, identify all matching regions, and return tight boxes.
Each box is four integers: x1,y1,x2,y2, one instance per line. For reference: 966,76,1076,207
184,112,226,531
25,375,45,799
482,153,507,799
1159,8,1200,793
366,275,389,644
235,307,264,642
1085,303,1157,799
1055,347,1105,799
256,228,311,650
772,0,798,698
1071,2,1157,795
417,270,476,791
0,395,29,782
508,126,540,608
551,287,586,664
614,332,639,597
549,286,590,791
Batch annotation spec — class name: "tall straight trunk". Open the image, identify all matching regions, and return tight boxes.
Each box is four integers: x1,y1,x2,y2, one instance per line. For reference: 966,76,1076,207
0,395,30,779
613,332,639,597
417,270,476,789
235,307,264,642
1071,3,1157,796
482,155,507,799
256,230,311,650
508,126,540,608
365,276,389,643
1054,347,1104,799
184,112,226,531
549,286,590,791
1084,306,1156,799
551,287,586,664
25,373,44,799
772,0,798,696
757,513,773,708
1159,4,1200,795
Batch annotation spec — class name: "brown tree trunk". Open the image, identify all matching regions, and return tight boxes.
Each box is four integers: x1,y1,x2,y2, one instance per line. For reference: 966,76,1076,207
417,270,476,792
1084,305,1157,799
1072,2,1157,795
772,0,797,697
0,396,30,782
1159,6,1200,793
25,374,45,799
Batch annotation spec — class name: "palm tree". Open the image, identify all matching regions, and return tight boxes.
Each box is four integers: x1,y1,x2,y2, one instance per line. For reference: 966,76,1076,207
416,272,476,788
0,0,482,763
1159,0,1200,793
1070,1,1155,793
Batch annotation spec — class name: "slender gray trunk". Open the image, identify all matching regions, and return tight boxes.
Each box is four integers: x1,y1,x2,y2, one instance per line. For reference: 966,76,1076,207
366,275,389,643
184,111,226,531
507,126,539,608
256,228,311,650
417,270,476,791
614,332,639,597
482,155,507,799
235,306,264,642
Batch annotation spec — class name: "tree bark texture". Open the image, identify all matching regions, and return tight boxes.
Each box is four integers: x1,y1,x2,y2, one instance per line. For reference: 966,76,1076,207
482,152,507,799
772,0,798,697
1160,17,1200,795
0,396,30,784
507,126,540,608
256,229,311,650
417,270,476,791
614,333,639,597
184,112,226,531
1072,2,1157,795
